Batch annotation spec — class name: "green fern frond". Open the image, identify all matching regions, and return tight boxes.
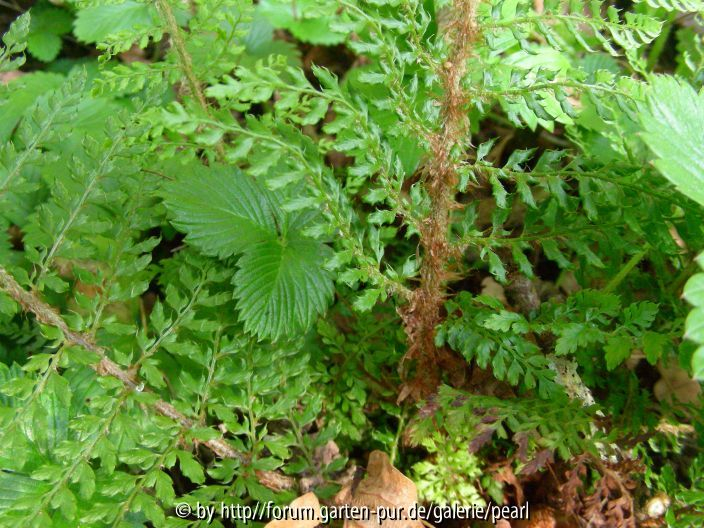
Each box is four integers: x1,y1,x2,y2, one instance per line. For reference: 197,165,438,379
0,12,30,72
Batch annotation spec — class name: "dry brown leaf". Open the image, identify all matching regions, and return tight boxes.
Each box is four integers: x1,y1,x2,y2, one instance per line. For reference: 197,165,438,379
481,277,507,304
315,440,341,466
264,492,322,528
654,363,701,404
339,451,422,528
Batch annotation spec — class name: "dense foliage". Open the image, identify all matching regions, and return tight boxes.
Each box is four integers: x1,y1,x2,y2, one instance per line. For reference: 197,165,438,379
1,0,703,526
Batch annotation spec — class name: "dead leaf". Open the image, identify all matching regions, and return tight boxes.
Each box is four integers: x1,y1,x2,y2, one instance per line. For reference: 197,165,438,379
514,507,557,528
255,470,296,492
264,492,322,528
315,440,341,467
338,451,422,528
481,277,507,304
654,363,701,404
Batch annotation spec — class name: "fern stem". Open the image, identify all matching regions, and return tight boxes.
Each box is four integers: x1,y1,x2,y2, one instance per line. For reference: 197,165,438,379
455,222,623,250
399,0,479,400
133,275,206,369
154,0,225,160
111,434,182,527
471,163,702,212
603,247,649,294
196,325,223,423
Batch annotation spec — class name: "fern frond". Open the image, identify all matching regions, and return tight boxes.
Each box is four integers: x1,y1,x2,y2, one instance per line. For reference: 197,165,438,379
635,0,704,12
0,13,30,72
486,0,663,56
0,72,85,211
22,111,142,291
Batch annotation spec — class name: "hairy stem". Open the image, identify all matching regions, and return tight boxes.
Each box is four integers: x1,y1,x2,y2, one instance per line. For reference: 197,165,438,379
399,0,478,401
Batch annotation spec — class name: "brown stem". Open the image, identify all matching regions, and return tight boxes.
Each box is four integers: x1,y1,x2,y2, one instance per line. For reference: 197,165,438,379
399,0,479,401
0,266,295,491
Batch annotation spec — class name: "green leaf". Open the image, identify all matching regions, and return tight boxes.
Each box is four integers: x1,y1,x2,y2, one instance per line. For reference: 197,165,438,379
26,5,72,62
624,301,659,329
605,335,633,370
257,0,346,45
164,165,278,258
0,72,65,142
176,451,205,484
640,76,704,208
693,346,704,381
683,272,704,308
34,374,71,455
0,12,30,72
26,32,62,63
165,165,335,341
0,471,50,512
483,311,524,333
233,234,334,341
554,323,604,355
685,307,704,343
642,331,669,365
73,1,159,44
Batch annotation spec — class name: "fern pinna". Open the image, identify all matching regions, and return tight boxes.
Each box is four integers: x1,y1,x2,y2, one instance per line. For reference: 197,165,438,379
1,1,703,527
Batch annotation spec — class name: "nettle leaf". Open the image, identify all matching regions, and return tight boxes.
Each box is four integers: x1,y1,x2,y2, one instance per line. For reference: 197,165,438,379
164,165,334,341
640,76,704,208
163,165,277,258
234,235,334,341
26,5,72,62
73,1,159,44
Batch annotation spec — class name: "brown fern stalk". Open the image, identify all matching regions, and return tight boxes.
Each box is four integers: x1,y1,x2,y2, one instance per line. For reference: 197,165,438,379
399,0,479,401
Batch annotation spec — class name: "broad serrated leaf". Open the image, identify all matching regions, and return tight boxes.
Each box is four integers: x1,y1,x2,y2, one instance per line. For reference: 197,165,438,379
163,166,278,258
26,5,72,62
233,234,334,341
73,1,159,44
165,165,334,341
640,76,704,208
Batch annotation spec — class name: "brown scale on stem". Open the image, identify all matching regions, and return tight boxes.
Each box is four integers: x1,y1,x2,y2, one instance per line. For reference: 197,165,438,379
398,0,479,402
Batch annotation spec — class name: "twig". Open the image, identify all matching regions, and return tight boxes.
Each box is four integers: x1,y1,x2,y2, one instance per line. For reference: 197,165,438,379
0,266,296,490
